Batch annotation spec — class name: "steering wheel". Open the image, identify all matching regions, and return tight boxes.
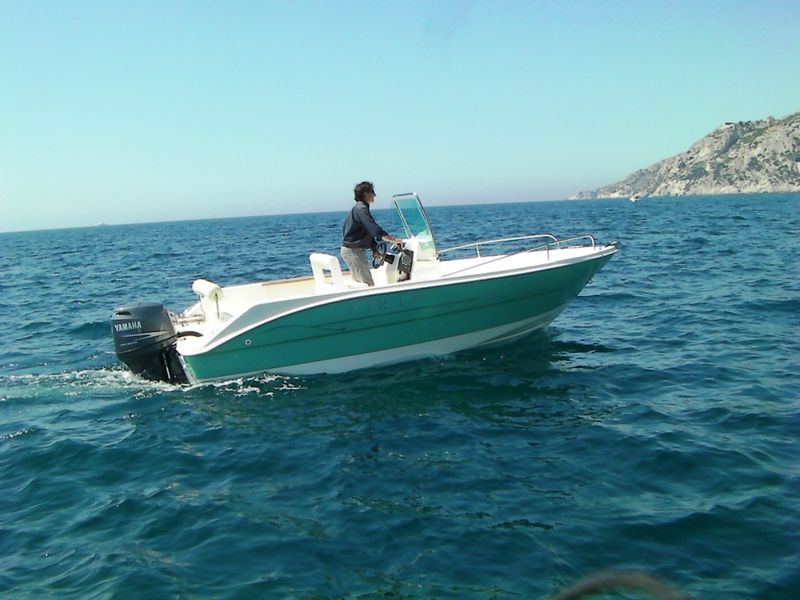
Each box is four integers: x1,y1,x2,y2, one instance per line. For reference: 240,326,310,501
372,240,398,268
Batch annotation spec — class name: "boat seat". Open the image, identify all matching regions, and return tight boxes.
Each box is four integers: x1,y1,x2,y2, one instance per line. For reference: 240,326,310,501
309,253,367,292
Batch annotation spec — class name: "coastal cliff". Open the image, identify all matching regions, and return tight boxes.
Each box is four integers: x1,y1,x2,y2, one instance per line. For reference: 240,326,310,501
573,112,800,199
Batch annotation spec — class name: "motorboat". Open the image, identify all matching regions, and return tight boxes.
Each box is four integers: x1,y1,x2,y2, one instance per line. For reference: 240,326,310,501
111,193,620,383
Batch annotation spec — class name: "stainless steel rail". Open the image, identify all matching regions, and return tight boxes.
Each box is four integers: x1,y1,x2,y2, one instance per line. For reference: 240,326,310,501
439,233,597,258
439,233,599,277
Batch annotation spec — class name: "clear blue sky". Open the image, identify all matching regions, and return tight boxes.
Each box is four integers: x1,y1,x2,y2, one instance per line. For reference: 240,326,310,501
1,0,798,232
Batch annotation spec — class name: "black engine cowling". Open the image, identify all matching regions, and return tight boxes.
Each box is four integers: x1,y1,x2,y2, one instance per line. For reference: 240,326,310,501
111,302,188,383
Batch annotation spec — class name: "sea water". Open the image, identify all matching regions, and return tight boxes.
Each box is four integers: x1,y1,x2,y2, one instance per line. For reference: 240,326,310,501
1,194,798,598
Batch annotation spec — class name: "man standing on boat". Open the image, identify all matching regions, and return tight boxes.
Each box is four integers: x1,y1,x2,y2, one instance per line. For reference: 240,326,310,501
341,181,404,286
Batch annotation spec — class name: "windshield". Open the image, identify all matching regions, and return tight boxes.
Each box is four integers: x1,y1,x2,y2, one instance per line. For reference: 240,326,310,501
393,193,438,255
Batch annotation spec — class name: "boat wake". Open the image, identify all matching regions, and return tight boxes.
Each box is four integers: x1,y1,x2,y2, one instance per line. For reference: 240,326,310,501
0,366,302,405
0,368,175,400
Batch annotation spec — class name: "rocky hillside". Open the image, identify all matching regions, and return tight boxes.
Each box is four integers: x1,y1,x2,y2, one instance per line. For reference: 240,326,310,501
573,112,800,199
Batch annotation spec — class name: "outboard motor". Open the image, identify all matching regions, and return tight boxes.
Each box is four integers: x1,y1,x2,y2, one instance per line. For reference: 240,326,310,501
111,302,188,384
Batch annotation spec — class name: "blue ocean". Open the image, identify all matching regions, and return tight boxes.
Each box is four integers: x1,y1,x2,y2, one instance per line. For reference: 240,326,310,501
1,194,798,598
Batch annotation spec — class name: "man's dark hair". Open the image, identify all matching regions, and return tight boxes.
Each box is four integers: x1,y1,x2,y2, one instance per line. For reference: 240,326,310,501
354,181,375,202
